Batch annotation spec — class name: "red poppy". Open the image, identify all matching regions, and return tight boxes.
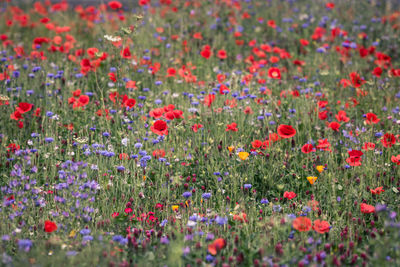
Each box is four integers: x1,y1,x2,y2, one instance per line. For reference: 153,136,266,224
217,49,227,59
208,238,226,255
277,125,296,139
335,110,349,122
252,140,263,149
300,39,309,46
365,113,380,124
360,203,375,214
120,47,131,59
151,120,168,136
119,153,129,160
219,84,230,95
312,220,330,234
126,81,137,89
381,133,396,148
362,142,375,151
318,110,328,120
283,191,296,200
10,110,22,120
346,150,363,166
7,143,20,152
152,149,166,159
301,144,315,153
16,102,33,114
349,72,365,88
204,94,215,107
112,212,120,218
149,108,164,118
293,217,312,232
200,48,212,59
326,2,335,9
372,67,382,77
108,72,116,82
316,139,331,152
124,98,136,109
191,124,203,133
72,89,81,97
328,121,340,131
370,186,385,195
78,95,89,106
166,68,176,77
226,122,238,132
108,1,122,9
44,220,57,233
268,67,281,79
391,155,400,165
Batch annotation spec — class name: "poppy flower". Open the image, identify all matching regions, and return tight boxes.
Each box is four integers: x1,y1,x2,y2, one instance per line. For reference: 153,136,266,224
346,150,363,166
312,220,330,234
226,122,238,132
108,72,116,82
120,47,131,59
365,113,380,124
126,81,137,89
381,133,396,148
252,140,263,149
301,144,315,154
72,89,81,97
151,120,168,136
316,139,331,152
292,217,312,232
328,121,340,131
360,203,375,214
166,68,176,77
362,142,375,151
318,110,328,120
208,238,226,255
10,110,22,120
16,102,33,114
335,110,349,122
149,108,164,118
152,149,166,159
191,124,203,132
78,95,89,106
200,48,212,59
108,1,122,9
349,72,365,88
268,67,281,79
391,154,400,165
217,49,227,59
307,176,317,185
124,98,136,109
44,220,57,233
372,67,382,77
238,152,249,161
204,94,215,107
277,125,296,139
283,191,296,200
370,186,385,195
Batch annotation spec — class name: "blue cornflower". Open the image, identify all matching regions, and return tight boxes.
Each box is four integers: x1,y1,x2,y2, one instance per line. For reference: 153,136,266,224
202,193,211,199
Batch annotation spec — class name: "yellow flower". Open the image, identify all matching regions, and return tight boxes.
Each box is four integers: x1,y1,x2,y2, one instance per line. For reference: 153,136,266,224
238,152,249,161
171,205,179,211
316,165,324,173
307,176,318,185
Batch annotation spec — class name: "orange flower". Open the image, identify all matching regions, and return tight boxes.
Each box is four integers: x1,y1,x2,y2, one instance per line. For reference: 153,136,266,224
293,217,312,232
360,203,375,214
208,238,226,255
370,186,385,195
312,220,330,234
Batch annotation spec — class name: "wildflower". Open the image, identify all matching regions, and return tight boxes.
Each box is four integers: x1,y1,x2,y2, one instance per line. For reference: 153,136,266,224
301,144,315,153
293,217,312,232
391,155,400,165
260,198,269,204
18,239,33,252
150,120,168,136
284,191,297,200
313,220,330,233
370,186,385,195
182,192,192,198
238,152,249,160
365,113,380,124
202,193,211,199
226,122,238,132
360,203,375,214
307,176,318,185
381,133,396,148
244,184,252,189
277,125,296,138
268,67,281,79
44,220,57,233
208,238,226,255
316,165,324,173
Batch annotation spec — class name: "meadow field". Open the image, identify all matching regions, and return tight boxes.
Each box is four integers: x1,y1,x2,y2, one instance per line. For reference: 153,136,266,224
0,0,399,266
